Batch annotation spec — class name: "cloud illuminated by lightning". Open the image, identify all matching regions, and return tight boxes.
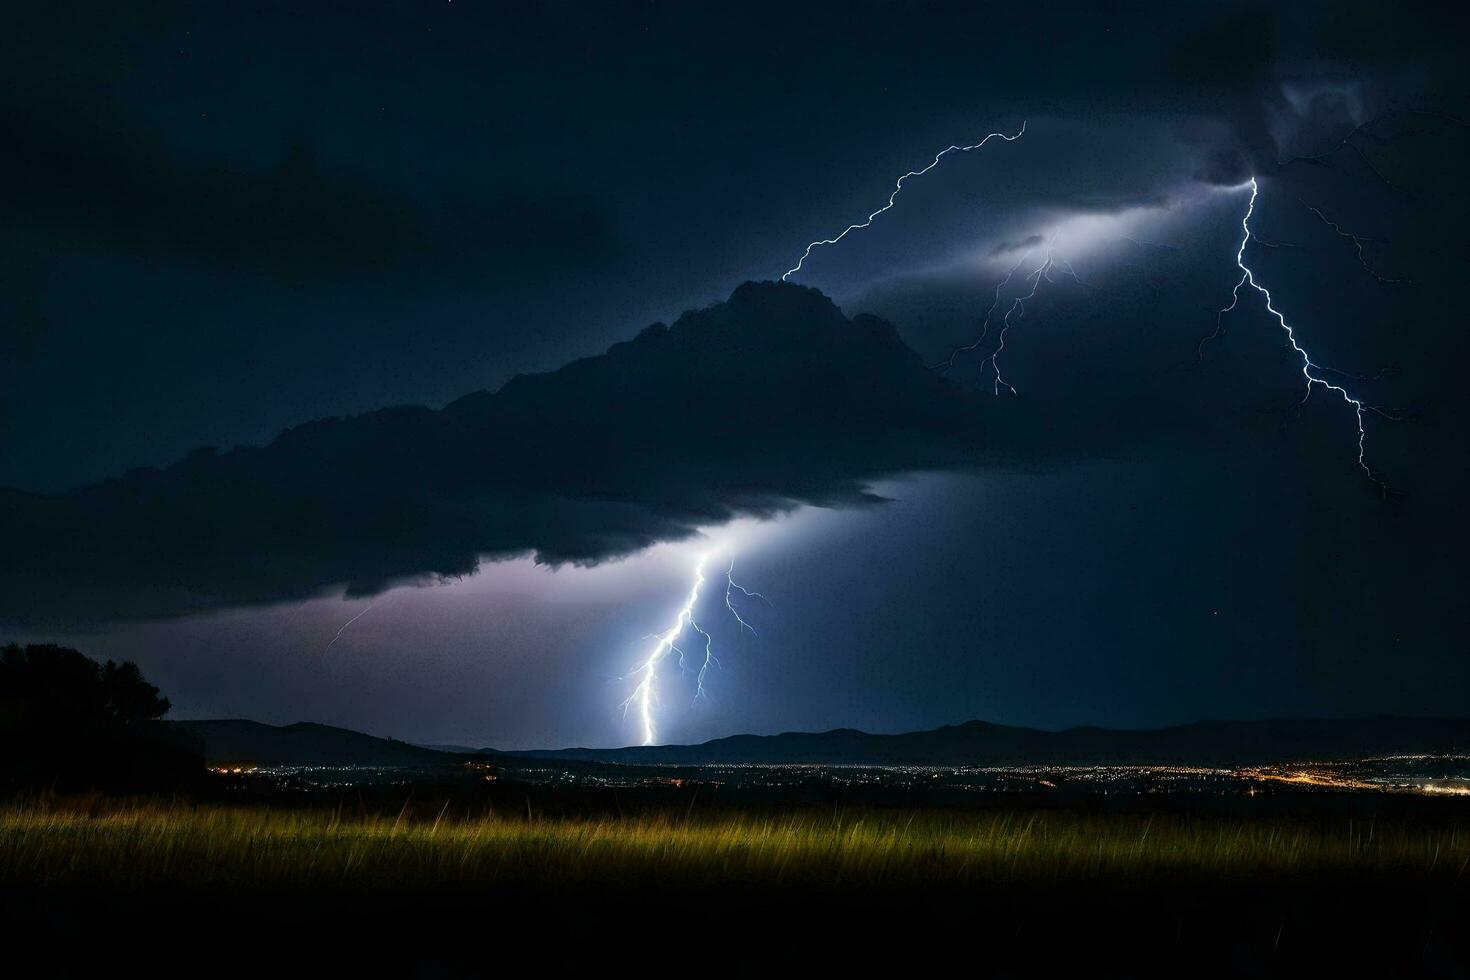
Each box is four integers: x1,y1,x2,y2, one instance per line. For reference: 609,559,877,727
782,122,1027,281
620,551,766,746
987,238,1093,395
937,234,1092,395
988,251,1048,395
615,155,1404,750
933,246,1034,375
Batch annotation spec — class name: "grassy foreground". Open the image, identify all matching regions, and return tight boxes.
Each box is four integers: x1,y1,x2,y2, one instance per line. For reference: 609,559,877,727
4,798,1469,974
2,799,1468,893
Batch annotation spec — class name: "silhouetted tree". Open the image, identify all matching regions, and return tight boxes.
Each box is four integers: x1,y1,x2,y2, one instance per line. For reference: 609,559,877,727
0,643,197,792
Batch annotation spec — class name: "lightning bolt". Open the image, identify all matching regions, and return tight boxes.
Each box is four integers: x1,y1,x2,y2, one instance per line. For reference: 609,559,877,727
933,246,1033,374
773,115,1412,490
988,250,1049,395
938,234,1091,395
323,594,392,655
723,556,769,636
605,127,1413,745
620,551,766,746
1298,198,1408,285
782,122,1026,281
988,238,1095,395
1208,177,1400,493
1116,234,1180,252
1278,114,1399,190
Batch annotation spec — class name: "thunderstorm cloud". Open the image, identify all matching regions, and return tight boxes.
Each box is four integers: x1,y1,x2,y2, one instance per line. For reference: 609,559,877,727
2,282,1035,625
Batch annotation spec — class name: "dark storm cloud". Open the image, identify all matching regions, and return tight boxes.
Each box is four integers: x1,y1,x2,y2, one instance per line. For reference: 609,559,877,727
7,0,1465,500
1,282,1038,626
0,95,617,283
1194,147,1253,188
1160,3,1470,180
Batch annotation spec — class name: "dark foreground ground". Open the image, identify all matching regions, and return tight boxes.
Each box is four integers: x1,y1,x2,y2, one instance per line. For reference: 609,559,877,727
2,777,1468,978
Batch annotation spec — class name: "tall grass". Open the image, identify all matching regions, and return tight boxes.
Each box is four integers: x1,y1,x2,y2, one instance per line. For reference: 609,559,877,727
2,799,1465,896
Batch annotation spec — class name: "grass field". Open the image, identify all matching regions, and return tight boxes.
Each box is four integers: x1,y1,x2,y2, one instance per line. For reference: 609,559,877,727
4,797,1469,974
3,798,1468,892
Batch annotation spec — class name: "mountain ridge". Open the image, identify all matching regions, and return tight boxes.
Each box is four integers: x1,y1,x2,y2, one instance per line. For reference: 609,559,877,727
167,719,470,766
502,715,1470,767
166,714,1470,768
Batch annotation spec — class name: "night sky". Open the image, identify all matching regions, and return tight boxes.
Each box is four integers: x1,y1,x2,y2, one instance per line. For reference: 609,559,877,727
4,1,1467,750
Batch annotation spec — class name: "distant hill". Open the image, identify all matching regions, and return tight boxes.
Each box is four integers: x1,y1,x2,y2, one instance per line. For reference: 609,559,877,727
168,720,466,766
422,743,486,755
506,716,1470,767
168,715,1470,769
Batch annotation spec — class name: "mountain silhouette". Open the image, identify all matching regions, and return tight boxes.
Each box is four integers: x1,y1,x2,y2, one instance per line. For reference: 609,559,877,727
168,719,467,766
506,715,1470,767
